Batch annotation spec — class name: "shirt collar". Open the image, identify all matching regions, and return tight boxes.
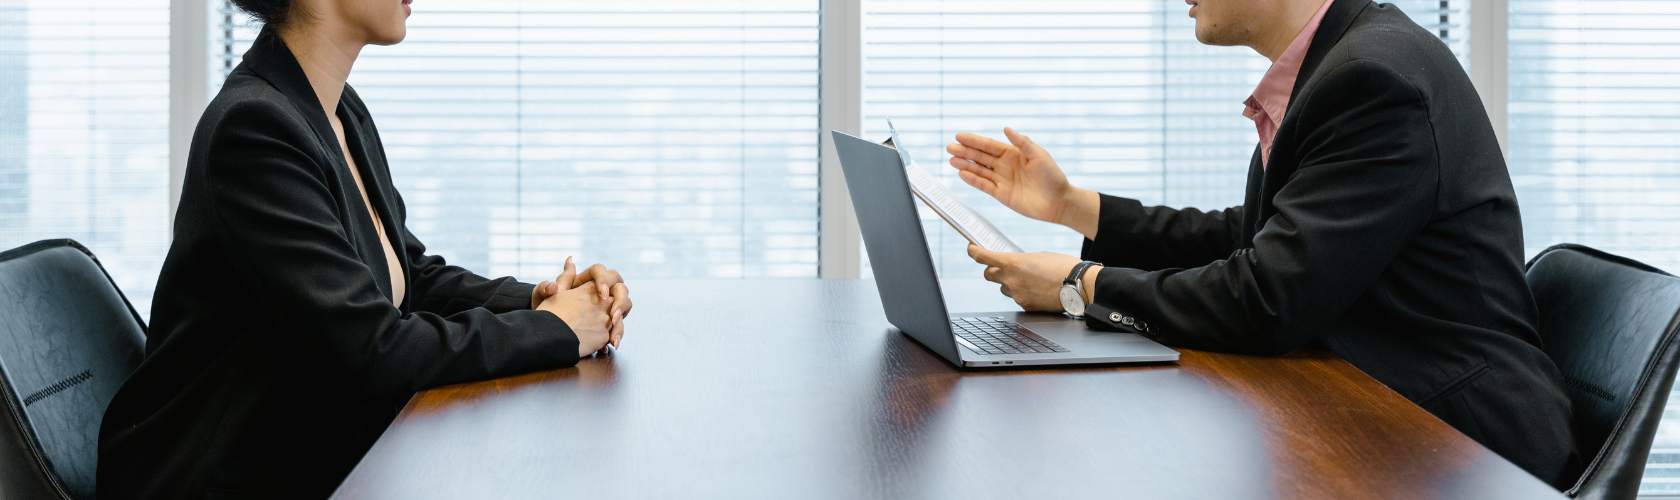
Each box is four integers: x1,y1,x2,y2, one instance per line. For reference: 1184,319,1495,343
1244,0,1336,126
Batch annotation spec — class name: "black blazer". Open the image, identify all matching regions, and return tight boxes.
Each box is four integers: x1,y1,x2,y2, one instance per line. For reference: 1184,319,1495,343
1078,0,1579,488
97,29,582,498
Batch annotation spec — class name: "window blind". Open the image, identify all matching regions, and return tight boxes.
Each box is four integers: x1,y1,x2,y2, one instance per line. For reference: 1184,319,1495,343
1508,0,1680,274
1507,1,1680,495
860,0,1469,277
213,0,821,280
0,0,171,318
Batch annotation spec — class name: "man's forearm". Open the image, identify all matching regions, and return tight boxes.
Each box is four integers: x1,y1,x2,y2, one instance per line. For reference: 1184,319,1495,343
1057,187,1102,240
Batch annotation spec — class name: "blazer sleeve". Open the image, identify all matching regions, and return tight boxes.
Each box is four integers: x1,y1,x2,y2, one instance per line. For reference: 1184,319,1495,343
1079,195,1245,271
204,100,580,396
1083,59,1438,355
391,193,538,316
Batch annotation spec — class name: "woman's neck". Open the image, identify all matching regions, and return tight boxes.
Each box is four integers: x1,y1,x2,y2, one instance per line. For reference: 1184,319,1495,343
278,22,364,117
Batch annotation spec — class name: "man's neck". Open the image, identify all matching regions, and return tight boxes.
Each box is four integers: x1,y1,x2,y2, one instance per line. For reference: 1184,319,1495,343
278,22,363,118
1252,0,1325,62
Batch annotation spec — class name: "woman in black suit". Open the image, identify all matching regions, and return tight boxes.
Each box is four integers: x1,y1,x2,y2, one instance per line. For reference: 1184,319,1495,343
97,0,632,497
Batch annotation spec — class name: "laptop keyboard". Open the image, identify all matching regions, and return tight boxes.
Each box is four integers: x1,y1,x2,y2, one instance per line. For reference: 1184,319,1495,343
950,316,1070,355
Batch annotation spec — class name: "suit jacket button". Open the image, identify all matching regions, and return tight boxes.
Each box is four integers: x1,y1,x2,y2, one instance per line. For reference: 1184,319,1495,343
1109,312,1123,323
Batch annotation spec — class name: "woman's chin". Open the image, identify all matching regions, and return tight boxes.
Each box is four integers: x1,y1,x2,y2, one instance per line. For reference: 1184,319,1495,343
370,27,408,46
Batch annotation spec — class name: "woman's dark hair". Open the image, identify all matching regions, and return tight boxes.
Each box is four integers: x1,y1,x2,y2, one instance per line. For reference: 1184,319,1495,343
230,0,294,27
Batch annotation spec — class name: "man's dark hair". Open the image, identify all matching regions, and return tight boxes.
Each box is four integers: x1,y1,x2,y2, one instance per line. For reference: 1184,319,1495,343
230,0,293,27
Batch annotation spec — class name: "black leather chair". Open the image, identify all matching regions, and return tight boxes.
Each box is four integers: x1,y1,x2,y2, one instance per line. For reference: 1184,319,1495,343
0,239,147,499
1527,244,1680,499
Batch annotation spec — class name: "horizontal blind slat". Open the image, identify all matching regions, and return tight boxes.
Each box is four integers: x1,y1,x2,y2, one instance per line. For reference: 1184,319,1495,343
1509,2,1680,495
212,1,823,279
858,0,1467,277
0,0,171,318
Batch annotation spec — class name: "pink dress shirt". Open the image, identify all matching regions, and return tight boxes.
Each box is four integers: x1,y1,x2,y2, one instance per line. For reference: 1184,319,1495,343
1244,0,1335,169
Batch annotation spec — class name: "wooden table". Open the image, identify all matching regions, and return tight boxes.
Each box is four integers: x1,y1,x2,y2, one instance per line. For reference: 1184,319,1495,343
333,280,1563,499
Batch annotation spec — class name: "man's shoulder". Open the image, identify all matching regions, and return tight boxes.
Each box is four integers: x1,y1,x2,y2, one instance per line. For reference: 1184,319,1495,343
1296,1,1471,108
1325,2,1460,75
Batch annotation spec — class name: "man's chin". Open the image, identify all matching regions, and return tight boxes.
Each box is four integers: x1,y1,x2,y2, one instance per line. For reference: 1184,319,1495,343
1193,24,1240,47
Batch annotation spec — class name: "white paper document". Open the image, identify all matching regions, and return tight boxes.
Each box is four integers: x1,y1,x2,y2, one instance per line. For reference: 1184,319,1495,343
887,121,1023,253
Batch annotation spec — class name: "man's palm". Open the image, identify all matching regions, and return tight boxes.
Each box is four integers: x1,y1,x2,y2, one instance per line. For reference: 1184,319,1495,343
947,128,1071,224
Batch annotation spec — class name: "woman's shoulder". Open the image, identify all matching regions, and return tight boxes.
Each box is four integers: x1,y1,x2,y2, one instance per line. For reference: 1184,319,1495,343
185,67,328,185
196,67,315,140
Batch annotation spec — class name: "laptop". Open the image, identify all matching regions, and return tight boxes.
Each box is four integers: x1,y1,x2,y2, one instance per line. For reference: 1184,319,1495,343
830,129,1179,368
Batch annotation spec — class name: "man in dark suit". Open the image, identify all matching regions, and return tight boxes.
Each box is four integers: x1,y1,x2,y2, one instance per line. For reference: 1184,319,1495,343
946,0,1580,488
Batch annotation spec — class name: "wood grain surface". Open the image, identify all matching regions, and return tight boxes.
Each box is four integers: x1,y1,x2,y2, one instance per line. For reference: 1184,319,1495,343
333,279,1563,500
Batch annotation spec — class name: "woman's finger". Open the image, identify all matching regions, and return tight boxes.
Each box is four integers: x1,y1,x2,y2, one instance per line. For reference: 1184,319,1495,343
600,269,623,302
610,313,625,348
575,263,624,287
574,264,624,302
532,280,553,308
610,282,632,318
557,256,577,289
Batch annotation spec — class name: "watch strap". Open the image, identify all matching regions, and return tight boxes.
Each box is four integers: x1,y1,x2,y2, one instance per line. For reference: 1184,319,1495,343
1064,260,1098,287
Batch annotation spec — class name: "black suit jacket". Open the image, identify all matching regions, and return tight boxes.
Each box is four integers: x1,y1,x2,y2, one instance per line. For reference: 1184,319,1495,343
97,29,582,498
1078,0,1579,488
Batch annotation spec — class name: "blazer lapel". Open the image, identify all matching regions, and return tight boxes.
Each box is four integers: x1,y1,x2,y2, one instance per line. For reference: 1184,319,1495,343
237,27,404,299
1251,0,1373,229
1242,145,1268,237
338,105,409,278
1289,0,1372,102
1268,0,1373,157
240,28,347,174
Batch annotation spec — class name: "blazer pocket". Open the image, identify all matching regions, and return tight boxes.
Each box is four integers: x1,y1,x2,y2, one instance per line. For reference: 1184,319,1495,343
1418,361,1491,409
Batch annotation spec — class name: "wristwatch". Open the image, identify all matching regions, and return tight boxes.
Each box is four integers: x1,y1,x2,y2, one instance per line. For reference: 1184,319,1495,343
1060,261,1100,318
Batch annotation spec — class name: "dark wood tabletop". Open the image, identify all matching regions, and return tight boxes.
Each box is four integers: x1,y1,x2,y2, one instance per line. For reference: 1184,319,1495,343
333,279,1564,500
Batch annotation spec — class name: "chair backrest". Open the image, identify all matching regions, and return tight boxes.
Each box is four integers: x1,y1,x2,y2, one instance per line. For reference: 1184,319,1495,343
0,240,146,500
1527,244,1680,499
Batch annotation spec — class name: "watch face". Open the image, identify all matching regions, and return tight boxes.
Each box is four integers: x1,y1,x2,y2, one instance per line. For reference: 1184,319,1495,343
1059,285,1085,316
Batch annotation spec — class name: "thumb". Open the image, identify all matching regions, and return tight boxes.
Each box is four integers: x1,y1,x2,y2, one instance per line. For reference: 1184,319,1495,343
1002,127,1042,157
557,256,577,289
967,244,1004,266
